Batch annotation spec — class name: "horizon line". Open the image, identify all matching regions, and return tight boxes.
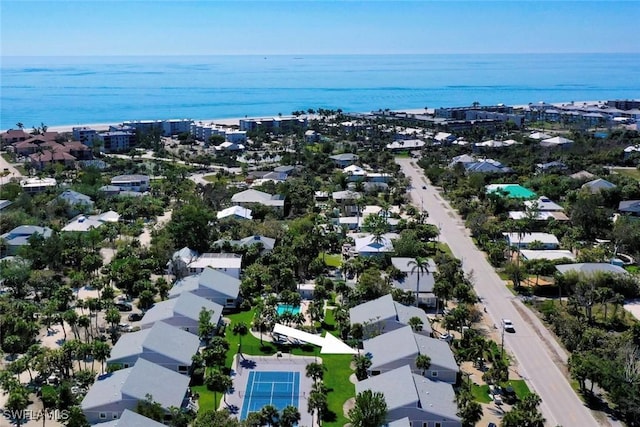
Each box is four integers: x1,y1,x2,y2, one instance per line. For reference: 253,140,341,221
3,51,640,58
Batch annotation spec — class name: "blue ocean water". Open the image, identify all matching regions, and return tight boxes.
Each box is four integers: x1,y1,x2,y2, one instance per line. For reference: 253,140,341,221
1,54,639,129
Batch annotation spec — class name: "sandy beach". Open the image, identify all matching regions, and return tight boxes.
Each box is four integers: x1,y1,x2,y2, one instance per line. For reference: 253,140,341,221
5,100,610,135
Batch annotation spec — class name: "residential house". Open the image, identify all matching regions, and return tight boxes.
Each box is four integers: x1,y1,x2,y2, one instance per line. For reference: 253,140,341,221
61,215,105,233
0,200,12,211
97,409,166,427
528,132,551,140
385,139,425,151
187,253,242,277
231,189,285,210
305,130,320,143
349,294,432,338
168,267,241,310
54,189,94,216
356,366,461,427
329,153,359,167
520,250,575,262
214,235,276,255
29,150,77,170
217,205,253,220
569,170,596,181
343,164,367,181
332,190,362,215
110,175,150,192
166,247,200,278
390,257,438,307
19,177,56,194
433,132,456,144
348,233,399,257
540,136,573,148
1,225,53,256
215,141,245,152
508,211,569,221
619,200,640,216
525,196,564,212
363,326,458,383
503,232,560,249
138,291,223,334
536,161,568,174
624,145,640,159
80,359,192,425
0,129,30,146
582,178,616,194
106,322,200,374
555,263,628,276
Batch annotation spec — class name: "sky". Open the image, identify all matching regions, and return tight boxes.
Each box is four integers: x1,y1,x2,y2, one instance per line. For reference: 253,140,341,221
1,1,639,56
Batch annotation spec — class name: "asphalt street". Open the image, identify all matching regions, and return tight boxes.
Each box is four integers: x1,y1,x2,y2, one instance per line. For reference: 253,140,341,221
397,158,602,427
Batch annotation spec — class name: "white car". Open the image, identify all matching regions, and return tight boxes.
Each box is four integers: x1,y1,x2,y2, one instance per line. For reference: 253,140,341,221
502,319,515,332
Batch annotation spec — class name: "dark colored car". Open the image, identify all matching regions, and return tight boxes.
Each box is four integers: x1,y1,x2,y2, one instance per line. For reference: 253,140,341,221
422,185,427,189
115,302,133,312
128,313,143,322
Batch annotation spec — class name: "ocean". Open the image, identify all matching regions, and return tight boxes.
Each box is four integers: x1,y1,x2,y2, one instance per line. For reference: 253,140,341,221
1,54,639,130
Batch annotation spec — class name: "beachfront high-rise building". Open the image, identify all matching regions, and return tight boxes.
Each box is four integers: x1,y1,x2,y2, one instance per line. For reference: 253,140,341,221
239,116,307,133
98,131,136,153
72,127,101,146
123,119,193,136
190,123,247,143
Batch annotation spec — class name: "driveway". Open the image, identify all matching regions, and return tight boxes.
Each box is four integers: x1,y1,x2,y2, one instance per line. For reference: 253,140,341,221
396,158,604,427
0,152,23,179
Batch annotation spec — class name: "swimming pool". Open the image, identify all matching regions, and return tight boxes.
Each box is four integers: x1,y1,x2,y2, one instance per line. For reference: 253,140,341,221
276,304,301,315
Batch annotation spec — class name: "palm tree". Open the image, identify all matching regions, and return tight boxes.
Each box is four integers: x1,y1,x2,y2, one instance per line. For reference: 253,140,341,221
259,404,279,426
280,405,301,427
353,354,372,381
305,362,326,384
348,390,387,427
415,354,431,376
15,122,24,130
407,316,424,332
205,371,233,405
307,388,328,427
408,257,430,307
92,340,110,374
232,321,248,357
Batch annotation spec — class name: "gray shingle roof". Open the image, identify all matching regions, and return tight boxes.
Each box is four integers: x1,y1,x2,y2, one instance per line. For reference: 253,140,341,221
355,365,418,410
57,189,93,206
364,326,417,370
390,258,437,293
97,409,165,427
355,365,460,422
108,322,199,366
140,292,223,327
555,263,628,275
393,303,432,334
82,360,189,411
349,294,397,326
199,267,240,298
619,200,640,214
414,334,459,372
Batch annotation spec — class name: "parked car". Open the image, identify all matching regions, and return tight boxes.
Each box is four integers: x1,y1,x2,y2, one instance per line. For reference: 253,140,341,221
128,313,143,322
115,302,133,312
422,185,427,189
439,332,453,342
502,318,515,332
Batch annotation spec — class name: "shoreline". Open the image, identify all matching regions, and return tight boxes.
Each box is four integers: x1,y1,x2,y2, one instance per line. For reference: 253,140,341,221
3,100,612,134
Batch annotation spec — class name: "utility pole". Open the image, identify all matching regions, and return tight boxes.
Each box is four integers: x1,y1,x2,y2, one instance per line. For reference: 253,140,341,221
501,322,505,360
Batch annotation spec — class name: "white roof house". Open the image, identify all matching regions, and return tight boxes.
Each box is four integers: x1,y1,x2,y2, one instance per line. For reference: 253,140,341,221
386,139,425,150
540,136,574,147
216,205,253,220
520,249,576,262
61,215,105,232
343,164,366,176
525,196,564,212
188,253,242,277
349,232,399,256
231,189,284,208
503,232,560,249
528,132,551,140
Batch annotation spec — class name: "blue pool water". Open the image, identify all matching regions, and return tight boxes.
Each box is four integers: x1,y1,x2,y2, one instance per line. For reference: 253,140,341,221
276,304,301,316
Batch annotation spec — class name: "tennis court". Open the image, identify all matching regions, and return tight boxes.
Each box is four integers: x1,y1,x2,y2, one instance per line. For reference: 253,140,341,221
239,371,300,420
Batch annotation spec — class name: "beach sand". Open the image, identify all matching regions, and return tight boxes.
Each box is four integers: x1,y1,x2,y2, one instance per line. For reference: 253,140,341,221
11,100,608,134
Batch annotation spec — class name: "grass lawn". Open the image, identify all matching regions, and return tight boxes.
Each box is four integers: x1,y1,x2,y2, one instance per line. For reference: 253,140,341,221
214,309,354,426
505,379,531,399
436,242,453,257
320,253,342,268
394,151,411,158
471,384,492,403
612,167,640,181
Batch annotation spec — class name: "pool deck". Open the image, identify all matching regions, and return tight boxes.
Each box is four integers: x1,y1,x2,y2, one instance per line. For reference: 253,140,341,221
223,353,318,426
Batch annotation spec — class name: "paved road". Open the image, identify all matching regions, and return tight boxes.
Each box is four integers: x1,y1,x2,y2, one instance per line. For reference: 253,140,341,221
397,158,602,427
